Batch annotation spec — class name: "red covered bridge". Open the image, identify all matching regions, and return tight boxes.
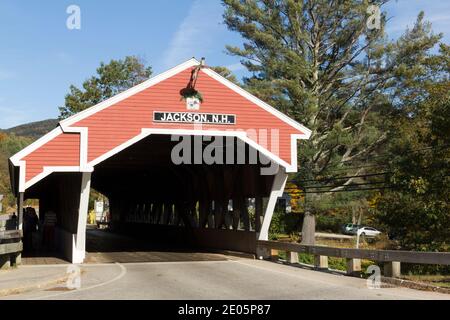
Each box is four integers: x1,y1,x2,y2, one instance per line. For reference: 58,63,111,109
9,58,311,263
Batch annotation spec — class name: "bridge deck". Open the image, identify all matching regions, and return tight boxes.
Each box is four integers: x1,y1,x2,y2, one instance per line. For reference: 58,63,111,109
21,227,230,265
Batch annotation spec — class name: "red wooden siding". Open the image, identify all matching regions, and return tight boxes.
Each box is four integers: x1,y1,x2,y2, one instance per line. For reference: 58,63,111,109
73,68,302,164
23,133,80,182
19,66,304,185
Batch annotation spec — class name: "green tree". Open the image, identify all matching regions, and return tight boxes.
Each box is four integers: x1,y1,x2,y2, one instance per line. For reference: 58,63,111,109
59,56,152,119
376,43,450,252
211,66,239,84
222,0,443,243
0,133,33,211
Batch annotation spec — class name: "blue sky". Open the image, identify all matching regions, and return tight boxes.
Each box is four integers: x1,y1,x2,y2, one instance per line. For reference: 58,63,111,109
0,0,448,128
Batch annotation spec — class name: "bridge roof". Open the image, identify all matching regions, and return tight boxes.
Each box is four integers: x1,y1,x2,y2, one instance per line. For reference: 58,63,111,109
9,58,311,194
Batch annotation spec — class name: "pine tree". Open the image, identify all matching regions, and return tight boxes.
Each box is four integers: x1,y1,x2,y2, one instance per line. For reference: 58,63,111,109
222,0,443,243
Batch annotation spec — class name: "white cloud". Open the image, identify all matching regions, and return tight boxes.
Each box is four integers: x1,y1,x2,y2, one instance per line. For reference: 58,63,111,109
163,0,225,68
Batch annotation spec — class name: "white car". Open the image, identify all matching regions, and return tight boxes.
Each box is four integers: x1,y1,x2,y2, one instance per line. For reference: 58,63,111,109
357,227,381,238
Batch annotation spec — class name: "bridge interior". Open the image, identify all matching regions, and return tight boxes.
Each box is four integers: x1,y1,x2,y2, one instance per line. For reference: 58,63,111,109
23,134,283,262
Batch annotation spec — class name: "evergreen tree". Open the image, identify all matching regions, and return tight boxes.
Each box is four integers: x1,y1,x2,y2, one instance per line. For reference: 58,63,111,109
376,42,449,252
222,0,444,243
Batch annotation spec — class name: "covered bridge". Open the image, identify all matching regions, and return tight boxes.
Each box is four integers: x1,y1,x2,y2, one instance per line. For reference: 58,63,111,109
9,58,311,263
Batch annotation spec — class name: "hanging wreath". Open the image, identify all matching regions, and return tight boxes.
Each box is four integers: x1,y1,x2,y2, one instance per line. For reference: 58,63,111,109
180,58,205,103
179,87,204,103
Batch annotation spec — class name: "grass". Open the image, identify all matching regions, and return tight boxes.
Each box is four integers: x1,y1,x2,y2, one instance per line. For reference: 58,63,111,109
401,275,450,288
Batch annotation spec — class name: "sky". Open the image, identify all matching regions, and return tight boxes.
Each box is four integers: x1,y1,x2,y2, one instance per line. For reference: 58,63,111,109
0,0,448,129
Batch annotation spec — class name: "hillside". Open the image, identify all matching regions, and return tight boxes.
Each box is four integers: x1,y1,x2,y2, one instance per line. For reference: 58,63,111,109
0,119,57,212
2,119,59,138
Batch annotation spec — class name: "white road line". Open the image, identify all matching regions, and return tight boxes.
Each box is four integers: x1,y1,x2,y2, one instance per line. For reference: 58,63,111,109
30,262,127,300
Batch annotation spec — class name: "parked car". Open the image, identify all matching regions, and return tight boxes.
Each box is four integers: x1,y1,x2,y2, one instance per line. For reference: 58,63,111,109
357,227,381,238
342,223,361,235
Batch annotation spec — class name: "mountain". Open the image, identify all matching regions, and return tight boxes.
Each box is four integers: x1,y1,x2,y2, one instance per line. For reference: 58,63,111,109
0,119,56,211
2,119,59,139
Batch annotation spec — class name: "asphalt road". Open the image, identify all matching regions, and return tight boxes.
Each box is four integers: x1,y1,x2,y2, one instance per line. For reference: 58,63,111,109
3,258,449,300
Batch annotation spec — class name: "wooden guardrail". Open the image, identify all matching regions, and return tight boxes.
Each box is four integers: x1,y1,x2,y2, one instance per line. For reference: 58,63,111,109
257,240,450,278
0,216,22,269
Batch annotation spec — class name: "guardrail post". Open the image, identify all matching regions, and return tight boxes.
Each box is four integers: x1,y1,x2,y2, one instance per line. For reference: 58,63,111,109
256,246,271,260
314,255,328,270
0,254,10,269
384,261,401,278
286,251,299,264
13,252,21,266
270,249,279,261
346,258,361,277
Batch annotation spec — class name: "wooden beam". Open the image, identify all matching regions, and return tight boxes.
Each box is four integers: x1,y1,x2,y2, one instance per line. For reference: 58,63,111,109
214,200,224,229
0,241,23,255
257,240,450,265
232,198,241,230
255,196,263,232
0,230,23,240
198,199,209,228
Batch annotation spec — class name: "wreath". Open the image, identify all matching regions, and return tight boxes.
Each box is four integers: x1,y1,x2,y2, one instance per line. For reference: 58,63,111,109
180,58,206,103
180,87,204,103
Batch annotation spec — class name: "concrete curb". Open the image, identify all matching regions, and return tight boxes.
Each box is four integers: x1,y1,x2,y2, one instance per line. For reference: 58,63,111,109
381,276,450,295
0,272,70,298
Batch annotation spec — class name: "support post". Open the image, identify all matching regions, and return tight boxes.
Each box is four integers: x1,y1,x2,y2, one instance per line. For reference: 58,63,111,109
270,249,279,261
257,168,288,241
384,261,401,278
346,258,362,277
17,192,24,230
231,198,240,230
314,255,328,270
0,254,10,269
207,201,214,228
73,172,91,264
255,196,263,232
241,199,250,231
286,251,299,264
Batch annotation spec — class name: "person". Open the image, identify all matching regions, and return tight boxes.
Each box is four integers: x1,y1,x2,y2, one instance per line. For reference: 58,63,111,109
23,207,38,252
6,212,17,230
42,211,57,249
